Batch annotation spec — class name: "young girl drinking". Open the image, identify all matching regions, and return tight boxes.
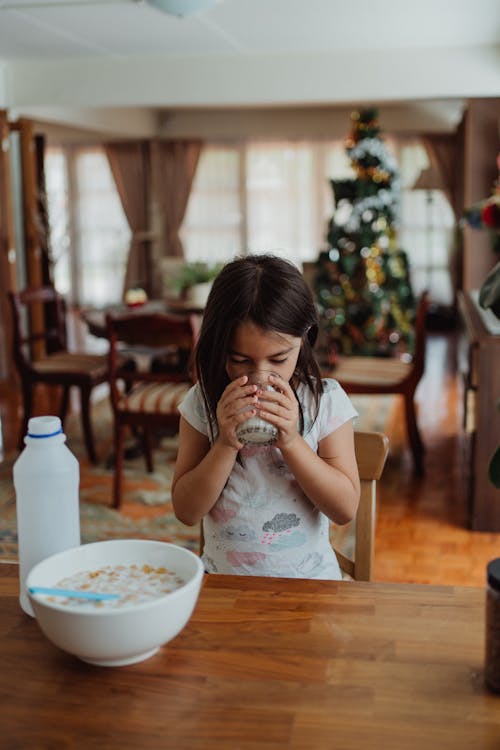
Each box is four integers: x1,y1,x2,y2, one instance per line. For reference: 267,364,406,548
172,254,360,579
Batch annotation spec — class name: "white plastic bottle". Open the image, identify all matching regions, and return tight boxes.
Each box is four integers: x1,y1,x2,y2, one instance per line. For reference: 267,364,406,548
13,415,81,616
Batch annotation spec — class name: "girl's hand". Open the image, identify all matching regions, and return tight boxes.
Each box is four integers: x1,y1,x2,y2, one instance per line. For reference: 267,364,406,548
257,373,300,448
215,375,259,449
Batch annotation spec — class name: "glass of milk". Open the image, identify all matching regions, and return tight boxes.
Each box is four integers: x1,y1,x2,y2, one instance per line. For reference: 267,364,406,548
236,372,279,446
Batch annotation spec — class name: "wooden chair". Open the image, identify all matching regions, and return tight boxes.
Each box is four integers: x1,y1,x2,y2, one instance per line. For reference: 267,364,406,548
8,285,108,463
199,429,389,582
332,430,389,581
329,292,429,475
107,311,198,508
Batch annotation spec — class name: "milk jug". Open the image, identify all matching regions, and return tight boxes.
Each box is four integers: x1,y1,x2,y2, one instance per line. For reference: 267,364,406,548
13,416,80,616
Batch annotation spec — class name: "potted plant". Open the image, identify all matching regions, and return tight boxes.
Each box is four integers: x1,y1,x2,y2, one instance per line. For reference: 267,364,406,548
170,262,222,305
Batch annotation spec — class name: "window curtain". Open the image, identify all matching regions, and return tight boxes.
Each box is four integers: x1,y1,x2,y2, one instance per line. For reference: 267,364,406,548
104,141,152,294
151,139,202,258
421,123,466,297
421,127,465,221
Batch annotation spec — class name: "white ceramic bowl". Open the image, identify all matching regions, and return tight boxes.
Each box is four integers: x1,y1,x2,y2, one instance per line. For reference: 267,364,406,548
26,539,204,667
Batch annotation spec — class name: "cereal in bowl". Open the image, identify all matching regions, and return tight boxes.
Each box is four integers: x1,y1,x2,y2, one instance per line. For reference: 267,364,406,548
53,563,186,609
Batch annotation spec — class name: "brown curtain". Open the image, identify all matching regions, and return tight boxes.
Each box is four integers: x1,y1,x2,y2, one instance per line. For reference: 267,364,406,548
104,141,152,294
34,134,54,287
151,139,202,258
421,127,465,222
422,119,466,297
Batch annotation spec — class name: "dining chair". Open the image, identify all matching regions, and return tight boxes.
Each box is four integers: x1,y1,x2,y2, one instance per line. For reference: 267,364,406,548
328,291,429,475
332,430,389,581
8,285,108,463
198,429,389,582
106,311,198,508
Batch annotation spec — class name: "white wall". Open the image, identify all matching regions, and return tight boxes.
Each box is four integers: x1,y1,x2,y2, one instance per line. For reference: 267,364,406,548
5,45,500,112
0,64,7,108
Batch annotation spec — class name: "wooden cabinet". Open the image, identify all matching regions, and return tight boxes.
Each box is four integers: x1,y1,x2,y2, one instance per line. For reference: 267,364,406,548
458,291,500,530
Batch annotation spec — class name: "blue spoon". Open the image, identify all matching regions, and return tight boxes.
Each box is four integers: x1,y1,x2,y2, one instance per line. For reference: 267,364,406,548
29,586,120,602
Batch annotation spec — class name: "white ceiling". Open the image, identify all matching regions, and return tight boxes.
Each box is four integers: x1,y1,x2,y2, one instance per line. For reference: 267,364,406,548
0,0,499,60
0,0,499,136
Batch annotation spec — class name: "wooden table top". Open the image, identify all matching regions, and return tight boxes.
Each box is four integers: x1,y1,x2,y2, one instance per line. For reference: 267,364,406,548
0,563,498,749
82,298,203,339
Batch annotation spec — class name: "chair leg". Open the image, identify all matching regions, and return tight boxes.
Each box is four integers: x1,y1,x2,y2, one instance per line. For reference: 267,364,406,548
404,392,424,475
79,385,97,465
18,381,33,450
59,385,70,428
142,428,154,473
113,424,125,509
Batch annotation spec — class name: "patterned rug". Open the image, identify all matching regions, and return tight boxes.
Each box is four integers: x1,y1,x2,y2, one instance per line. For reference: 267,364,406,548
0,395,394,562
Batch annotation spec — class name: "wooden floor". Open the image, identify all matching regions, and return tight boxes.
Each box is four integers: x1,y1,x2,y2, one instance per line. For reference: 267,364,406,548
1,329,499,587
374,329,500,586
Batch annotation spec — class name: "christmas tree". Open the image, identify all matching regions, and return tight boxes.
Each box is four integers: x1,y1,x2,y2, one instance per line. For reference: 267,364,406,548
315,108,415,359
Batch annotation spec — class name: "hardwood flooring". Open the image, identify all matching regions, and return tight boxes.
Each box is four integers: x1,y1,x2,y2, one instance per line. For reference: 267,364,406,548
1,329,499,587
375,330,500,586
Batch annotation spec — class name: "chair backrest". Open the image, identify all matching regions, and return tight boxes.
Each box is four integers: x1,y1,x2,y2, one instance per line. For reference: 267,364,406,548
410,290,429,385
8,285,67,370
106,311,198,410
332,430,389,581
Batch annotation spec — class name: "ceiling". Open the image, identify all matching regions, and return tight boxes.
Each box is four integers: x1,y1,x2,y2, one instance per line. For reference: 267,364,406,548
0,0,499,137
0,0,499,61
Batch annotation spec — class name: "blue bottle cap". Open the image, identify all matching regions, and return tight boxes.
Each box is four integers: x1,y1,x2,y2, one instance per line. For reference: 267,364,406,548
27,416,63,439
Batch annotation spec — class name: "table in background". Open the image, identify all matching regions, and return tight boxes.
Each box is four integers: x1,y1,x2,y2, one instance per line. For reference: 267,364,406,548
0,564,498,749
81,297,203,340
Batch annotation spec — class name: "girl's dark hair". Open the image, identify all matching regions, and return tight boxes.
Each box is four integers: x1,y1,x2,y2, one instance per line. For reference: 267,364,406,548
195,254,324,440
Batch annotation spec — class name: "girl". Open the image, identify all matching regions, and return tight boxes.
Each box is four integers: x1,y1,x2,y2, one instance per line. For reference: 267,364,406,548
172,254,360,580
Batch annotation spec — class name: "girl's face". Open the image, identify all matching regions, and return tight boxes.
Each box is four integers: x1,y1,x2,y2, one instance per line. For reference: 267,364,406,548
226,321,302,384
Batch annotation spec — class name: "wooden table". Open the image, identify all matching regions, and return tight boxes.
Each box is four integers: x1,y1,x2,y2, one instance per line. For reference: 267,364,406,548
0,563,498,749
81,298,203,340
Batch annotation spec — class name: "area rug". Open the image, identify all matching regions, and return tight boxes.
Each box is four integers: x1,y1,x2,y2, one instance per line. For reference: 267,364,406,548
0,395,394,562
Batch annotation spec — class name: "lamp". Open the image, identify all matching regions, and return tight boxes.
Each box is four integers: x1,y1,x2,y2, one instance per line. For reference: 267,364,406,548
146,0,219,15
412,164,444,192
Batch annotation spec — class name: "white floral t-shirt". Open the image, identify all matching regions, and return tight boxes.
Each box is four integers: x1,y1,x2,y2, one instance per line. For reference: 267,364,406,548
178,379,358,580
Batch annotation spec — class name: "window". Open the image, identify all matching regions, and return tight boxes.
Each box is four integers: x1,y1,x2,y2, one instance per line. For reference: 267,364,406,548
46,138,455,309
181,140,351,268
45,146,131,308
182,139,455,304
180,146,242,264
246,143,317,260
395,141,455,306
399,189,455,306
44,149,71,297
